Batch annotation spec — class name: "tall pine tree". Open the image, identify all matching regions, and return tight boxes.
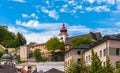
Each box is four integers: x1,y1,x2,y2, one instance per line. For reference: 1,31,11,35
16,32,26,47
89,49,103,73
65,54,88,73
103,56,114,73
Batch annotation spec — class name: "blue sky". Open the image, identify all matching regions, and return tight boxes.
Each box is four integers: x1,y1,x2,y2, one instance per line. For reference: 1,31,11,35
0,0,120,44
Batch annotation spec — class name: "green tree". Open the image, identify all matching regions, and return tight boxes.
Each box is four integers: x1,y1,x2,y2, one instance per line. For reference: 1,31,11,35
33,49,42,62
65,60,78,73
72,37,93,47
115,61,120,73
65,55,88,73
0,26,27,48
89,49,103,73
0,26,8,43
16,32,26,47
45,36,65,61
45,36,65,51
27,42,36,46
1,32,16,48
103,56,114,73
17,55,24,63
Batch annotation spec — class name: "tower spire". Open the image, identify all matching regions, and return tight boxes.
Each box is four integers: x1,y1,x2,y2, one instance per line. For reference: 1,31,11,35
60,23,67,35
59,23,68,42
63,23,65,27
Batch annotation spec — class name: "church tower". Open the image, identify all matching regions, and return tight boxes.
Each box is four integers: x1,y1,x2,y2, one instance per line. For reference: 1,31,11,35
59,23,68,42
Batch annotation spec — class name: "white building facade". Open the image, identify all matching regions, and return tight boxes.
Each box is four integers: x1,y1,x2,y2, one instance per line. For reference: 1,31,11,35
84,36,120,66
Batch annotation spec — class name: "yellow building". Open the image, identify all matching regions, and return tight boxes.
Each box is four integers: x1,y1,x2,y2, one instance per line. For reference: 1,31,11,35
30,43,51,58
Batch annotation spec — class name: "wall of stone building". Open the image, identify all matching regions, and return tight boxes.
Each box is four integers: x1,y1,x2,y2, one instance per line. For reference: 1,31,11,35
30,44,51,58
20,46,29,61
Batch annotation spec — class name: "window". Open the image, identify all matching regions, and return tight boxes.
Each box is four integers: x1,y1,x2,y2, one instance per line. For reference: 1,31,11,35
78,58,81,62
77,51,81,55
88,55,90,61
100,50,102,57
116,48,120,56
103,49,106,56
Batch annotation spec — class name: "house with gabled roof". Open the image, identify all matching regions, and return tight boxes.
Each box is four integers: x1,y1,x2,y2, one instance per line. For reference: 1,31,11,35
84,34,120,66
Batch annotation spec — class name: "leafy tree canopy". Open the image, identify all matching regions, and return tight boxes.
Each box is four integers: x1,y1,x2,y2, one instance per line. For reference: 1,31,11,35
45,36,65,51
0,26,26,48
72,37,93,47
27,42,36,46
33,49,42,62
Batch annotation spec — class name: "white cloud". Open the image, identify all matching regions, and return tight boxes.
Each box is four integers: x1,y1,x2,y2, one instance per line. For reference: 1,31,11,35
68,25,91,35
22,14,28,18
87,0,95,4
86,6,110,12
60,4,68,12
95,28,120,35
24,30,59,44
94,6,110,12
60,8,66,12
8,26,28,34
41,7,49,13
116,22,120,26
16,20,40,29
31,13,36,18
12,0,26,3
86,7,93,12
46,0,49,5
75,5,82,10
107,0,115,5
41,7,59,19
48,10,59,19
68,0,75,4
16,20,62,30
116,0,120,11
97,0,115,5
21,13,38,19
